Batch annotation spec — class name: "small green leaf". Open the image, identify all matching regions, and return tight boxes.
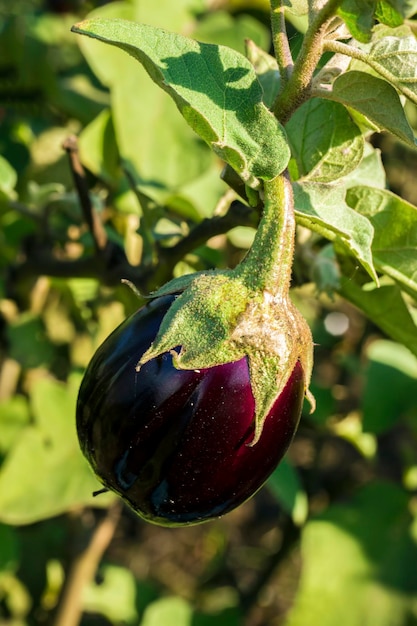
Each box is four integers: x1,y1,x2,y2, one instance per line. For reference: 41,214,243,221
338,0,376,43
346,185,417,300
339,279,417,357
267,459,308,525
293,182,377,282
286,99,364,183
78,108,121,185
141,597,193,626
83,565,138,624
245,40,280,108
0,155,17,200
72,19,290,187
330,71,415,147
375,0,404,26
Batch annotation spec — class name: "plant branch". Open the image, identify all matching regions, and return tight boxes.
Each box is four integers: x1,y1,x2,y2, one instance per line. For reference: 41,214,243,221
10,203,257,293
270,0,293,87
53,503,122,626
272,0,344,123
323,39,417,106
63,135,108,253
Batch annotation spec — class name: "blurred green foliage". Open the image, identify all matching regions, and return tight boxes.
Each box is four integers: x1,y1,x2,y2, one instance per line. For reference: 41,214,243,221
0,1,417,625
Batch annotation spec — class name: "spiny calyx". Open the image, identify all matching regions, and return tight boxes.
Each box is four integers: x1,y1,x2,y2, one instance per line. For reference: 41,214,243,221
138,270,314,444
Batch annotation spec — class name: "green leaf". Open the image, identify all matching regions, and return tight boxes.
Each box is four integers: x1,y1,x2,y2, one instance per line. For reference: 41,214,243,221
78,108,121,186
369,35,417,104
72,18,290,187
0,524,19,572
192,11,270,55
342,141,386,190
76,2,217,206
346,185,417,300
0,396,30,458
267,459,308,525
339,279,417,357
141,597,193,626
293,182,377,282
245,40,280,108
0,155,17,200
330,71,415,147
286,99,364,183
84,565,138,624
338,0,376,43
283,0,309,16
362,339,417,433
0,375,114,525
6,314,55,370
285,482,417,626
375,0,404,26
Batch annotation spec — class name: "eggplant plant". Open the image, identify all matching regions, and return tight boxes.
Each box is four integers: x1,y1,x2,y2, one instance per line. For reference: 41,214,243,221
72,0,417,525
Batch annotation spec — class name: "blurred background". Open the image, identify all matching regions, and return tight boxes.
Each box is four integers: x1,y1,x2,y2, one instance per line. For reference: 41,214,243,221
1,1,417,625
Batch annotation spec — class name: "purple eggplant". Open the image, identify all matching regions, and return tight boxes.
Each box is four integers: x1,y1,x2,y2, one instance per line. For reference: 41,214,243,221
77,295,305,526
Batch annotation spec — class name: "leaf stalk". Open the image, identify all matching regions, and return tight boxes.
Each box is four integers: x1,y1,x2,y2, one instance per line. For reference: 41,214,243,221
236,172,295,297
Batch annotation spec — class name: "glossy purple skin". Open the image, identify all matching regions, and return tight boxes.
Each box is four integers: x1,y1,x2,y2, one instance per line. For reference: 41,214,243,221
77,295,305,526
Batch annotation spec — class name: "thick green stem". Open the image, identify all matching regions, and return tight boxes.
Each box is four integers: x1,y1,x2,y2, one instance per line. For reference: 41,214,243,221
270,0,293,87
236,172,295,296
272,0,344,123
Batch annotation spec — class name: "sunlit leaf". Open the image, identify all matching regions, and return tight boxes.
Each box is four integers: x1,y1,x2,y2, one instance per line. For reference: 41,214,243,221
346,185,417,300
286,99,364,183
72,19,290,188
369,35,417,103
293,182,377,281
141,597,193,626
330,71,415,147
83,565,138,624
339,279,417,357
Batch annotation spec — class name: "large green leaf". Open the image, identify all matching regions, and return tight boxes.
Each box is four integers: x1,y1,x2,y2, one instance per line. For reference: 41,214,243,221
286,99,364,183
339,279,417,357
362,339,417,433
330,71,415,147
75,1,218,207
285,482,417,626
72,18,290,187
346,185,417,300
0,375,114,525
293,182,377,281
